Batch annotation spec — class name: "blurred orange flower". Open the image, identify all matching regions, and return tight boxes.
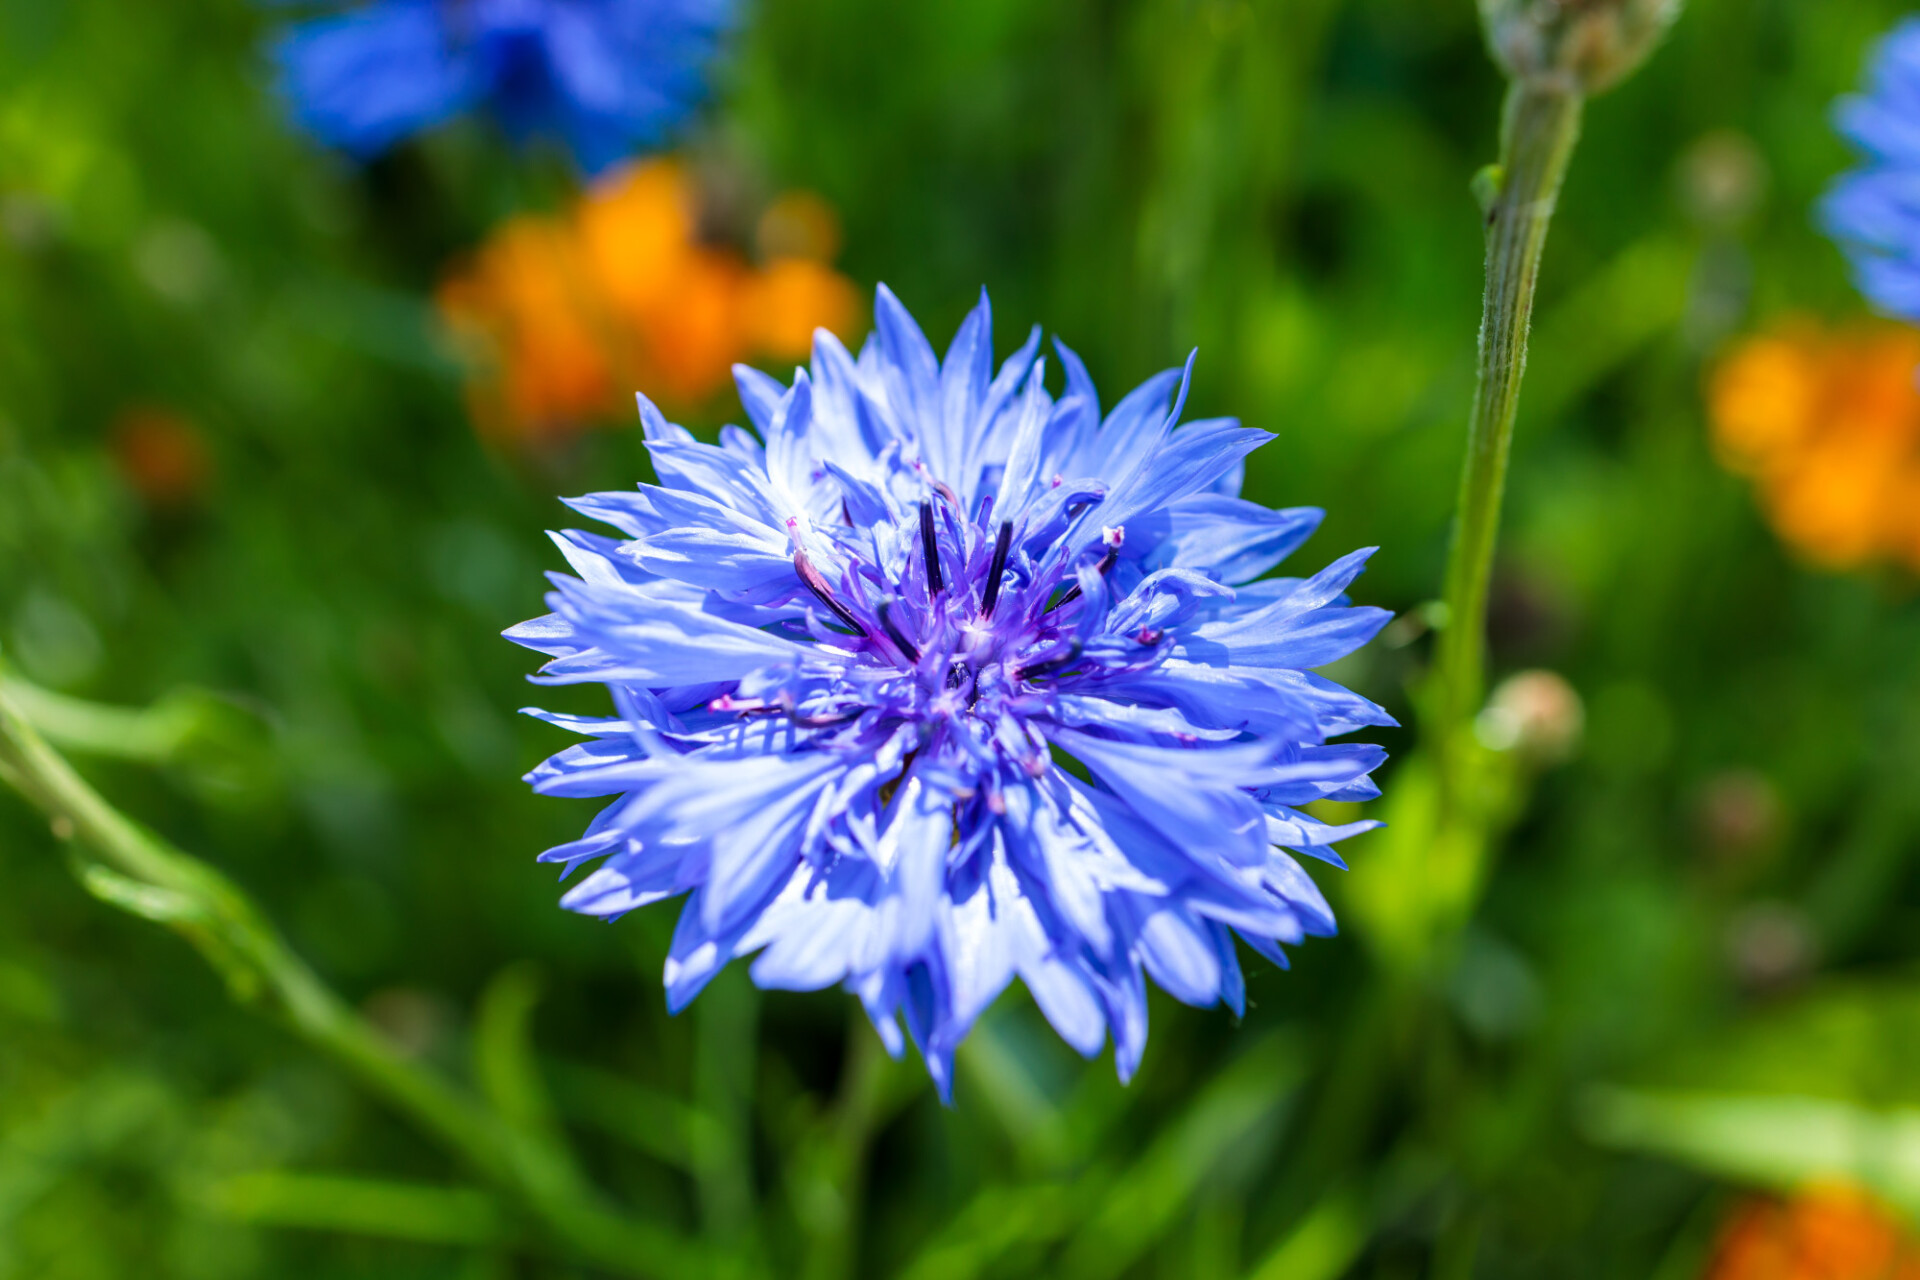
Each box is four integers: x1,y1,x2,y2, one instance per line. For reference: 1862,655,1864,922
109,406,210,507
1704,1186,1920,1280
1709,323,1920,572
437,158,859,447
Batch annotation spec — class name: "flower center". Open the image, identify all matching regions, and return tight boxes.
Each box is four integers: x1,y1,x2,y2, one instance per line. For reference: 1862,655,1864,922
713,491,1152,735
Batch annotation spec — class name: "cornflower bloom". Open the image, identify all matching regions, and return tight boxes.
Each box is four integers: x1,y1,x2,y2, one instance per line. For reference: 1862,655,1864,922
1822,18,1920,319
437,159,857,444
510,288,1393,1094
270,0,731,172
1709,323,1920,572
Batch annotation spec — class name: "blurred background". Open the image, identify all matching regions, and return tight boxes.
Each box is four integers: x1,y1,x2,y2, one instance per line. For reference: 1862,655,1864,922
3,0,1920,1276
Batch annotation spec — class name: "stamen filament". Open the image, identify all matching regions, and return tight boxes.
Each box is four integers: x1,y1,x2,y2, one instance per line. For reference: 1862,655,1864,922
793,550,867,635
1018,641,1083,681
877,600,922,665
1046,547,1118,613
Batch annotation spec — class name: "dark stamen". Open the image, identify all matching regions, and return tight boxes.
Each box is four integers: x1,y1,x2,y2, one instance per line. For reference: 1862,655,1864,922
793,550,867,635
1046,548,1118,613
980,520,1014,619
931,480,961,509
877,600,922,665
920,502,945,595
1019,642,1083,681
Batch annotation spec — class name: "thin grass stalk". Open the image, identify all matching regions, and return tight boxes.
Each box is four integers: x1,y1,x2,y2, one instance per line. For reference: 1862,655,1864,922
0,678,698,1278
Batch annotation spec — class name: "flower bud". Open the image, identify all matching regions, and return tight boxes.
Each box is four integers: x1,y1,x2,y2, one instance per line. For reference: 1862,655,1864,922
1479,0,1681,95
1475,669,1584,763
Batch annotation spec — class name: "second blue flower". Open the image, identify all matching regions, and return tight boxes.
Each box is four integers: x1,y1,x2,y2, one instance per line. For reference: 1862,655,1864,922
271,0,731,173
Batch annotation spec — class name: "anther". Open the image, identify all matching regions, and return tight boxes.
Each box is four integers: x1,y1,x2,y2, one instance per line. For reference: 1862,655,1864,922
877,600,922,665
980,520,1014,619
793,550,867,636
920,501,945,595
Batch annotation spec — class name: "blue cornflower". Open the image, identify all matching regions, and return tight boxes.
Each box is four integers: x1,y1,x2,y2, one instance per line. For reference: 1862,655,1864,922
270,0,731,173
1822,17,1920,318
510,287,1394,1095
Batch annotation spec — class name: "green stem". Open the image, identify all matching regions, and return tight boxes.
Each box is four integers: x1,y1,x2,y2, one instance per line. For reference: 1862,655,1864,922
799,1024,890,1280
1433,81,1585,739
0,682,693,1277
0,672,206,763
693,968,760,1259
0,683,506,1169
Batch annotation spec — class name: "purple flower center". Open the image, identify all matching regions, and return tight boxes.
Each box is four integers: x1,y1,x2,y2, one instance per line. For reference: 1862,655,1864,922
714,479,1170,792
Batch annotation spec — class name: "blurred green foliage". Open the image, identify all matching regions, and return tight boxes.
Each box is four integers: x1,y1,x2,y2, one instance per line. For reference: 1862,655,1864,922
3,0,1920,1276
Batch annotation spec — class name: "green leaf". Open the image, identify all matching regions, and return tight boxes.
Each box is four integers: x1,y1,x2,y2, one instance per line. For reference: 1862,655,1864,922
72,858,207,925
474,961,557,1136
1243,1185,1368,1280
1059,1034,1306,1280
1636,980,1920,1105
199,1170,507,1247
1582,1087,1920,1214
548,1058,703,1171
0,1072,175,1234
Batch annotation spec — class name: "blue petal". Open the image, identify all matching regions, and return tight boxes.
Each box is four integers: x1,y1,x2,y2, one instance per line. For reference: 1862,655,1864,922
1049,730,1271,868
1132,901,1225,1008
1132,498,1323,584
534,579,803,685
930,289,994,492
733,363,788,433
870,284,941,448
1098,420,1275,542
273,1,476,157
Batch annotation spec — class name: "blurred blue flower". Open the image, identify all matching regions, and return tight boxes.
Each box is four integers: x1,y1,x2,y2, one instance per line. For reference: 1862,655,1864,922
270,0,730,173
509,287,1394,1095
1822,17,1920,318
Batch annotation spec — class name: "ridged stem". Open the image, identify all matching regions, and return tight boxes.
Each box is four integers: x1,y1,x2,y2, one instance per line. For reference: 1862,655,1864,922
0,677,695,1278
1433,80,1585,742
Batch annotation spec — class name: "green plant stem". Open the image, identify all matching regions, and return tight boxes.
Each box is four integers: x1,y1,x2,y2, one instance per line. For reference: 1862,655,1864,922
0,684,502,1167
798,1023,891,1280
693,969,760,1261
0,672,205,762
0,682,693,1277
1433,80,1585,739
